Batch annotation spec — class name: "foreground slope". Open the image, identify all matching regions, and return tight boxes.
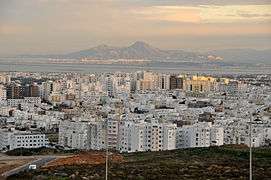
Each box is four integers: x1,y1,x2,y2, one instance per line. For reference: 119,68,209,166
7,145,271,180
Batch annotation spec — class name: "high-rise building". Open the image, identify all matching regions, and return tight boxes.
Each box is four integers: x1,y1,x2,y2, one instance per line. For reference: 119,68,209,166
29,83,40,97
183,76,216,93
23,83,40,97
169,75,183,90
159,74,170,90
41,81,53,100
0,84,6,100
105,76,115,97
137,71,159,91
6,83,23,99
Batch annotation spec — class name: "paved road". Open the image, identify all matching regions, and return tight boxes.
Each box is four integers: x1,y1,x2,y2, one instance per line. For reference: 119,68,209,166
0,153,36,161
1,156,56,177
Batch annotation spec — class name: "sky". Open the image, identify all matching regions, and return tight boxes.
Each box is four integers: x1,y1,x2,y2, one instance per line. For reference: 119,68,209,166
0,0,271,55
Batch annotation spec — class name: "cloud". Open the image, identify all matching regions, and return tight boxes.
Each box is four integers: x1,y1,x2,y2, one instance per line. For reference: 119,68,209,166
238,13,271,18
200,5,271,23
0,0,270,55
133,0,271,6
133,6,201,23
132,5,271,23
0,24,32,35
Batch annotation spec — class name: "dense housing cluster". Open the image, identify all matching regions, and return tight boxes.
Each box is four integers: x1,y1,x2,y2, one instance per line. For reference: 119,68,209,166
0,71,270,152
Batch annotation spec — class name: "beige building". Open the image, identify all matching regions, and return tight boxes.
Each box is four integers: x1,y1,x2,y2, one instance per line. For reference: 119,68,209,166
183,76,216,93
137,71,159,91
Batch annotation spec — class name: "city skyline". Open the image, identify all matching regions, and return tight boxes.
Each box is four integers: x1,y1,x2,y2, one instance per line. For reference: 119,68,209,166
0,0,271,55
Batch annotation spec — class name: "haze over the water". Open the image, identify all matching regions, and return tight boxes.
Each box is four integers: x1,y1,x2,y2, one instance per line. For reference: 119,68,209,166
0,0,271,56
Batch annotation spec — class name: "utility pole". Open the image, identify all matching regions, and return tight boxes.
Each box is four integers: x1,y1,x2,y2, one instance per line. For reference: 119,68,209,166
105,119,108,180
249,115,252,180
248,113,264,180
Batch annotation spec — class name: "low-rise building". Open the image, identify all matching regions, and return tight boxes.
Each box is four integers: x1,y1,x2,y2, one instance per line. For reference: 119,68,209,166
0,128,49,150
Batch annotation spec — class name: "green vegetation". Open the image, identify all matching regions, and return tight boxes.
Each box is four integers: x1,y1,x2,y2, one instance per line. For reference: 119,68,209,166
46,133,59,143
6,147,79,156
7,146,271,180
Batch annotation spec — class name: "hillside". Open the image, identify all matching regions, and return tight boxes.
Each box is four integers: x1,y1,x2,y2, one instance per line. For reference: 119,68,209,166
7,145,271,180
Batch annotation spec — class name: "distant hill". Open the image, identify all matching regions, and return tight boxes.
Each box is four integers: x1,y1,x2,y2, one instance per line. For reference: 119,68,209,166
15,41,271,64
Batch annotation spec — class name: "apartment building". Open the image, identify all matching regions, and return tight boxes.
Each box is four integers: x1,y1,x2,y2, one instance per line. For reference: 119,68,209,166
0,128,48,150
118,120,177,153
58,120,107,150
58,120,91,149
176,122,223,148
183,76,216,93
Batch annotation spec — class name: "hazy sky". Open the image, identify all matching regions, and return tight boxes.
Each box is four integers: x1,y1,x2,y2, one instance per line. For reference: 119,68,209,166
0,0,271,55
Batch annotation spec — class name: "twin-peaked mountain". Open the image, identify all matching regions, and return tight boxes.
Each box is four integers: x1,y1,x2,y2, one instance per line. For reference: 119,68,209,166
65,41,207,62
17,41,271,64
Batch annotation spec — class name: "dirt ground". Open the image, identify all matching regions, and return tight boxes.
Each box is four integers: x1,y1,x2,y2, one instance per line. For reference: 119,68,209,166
45,151,123,168
0,158,36,174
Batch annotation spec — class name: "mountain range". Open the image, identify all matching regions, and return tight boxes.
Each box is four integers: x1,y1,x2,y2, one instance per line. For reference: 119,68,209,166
17,41,271,64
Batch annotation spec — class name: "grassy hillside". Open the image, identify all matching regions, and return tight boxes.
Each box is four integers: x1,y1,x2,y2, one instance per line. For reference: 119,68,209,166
8,145,271,180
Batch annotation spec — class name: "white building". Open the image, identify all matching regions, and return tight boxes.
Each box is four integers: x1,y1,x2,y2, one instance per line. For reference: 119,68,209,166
41,81,53,100
106,117,119,149
89,121,106,150
0,128,49,151
58,120,106,150
176,122,223,148
210,126,224,146
7,97,41,107
159,74,170,90
58,120,91,149
105,76,115,97
118,120,177,153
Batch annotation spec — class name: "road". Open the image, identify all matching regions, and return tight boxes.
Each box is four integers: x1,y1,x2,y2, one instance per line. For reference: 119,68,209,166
1,156,56,177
